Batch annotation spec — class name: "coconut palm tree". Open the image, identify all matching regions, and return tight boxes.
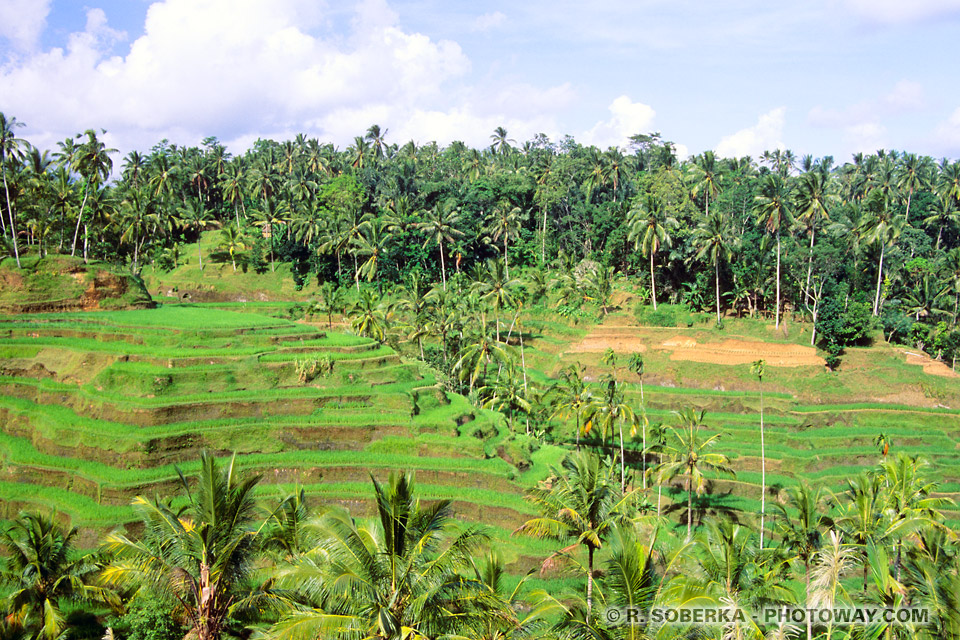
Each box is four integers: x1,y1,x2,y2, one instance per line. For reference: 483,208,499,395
923,193,960,251
1,512,115,640
516,450,630,618
0,112,26,267
859,188,906,315
69,129,116,258
590,379,639,493
691,210,735,325
349,289,391,343
795,169,837,307
773,480,833,640
658,409,735,540
483,201,523,279
490,126,514,156
416,199,463,290
750,359,768,549
474,258,520,342
267,472,492,640
218,225,246,271
688,151,722,216
550,364,593,451
627,195,676,310
101,453,272,640
755,174,792,328
179,200,216,271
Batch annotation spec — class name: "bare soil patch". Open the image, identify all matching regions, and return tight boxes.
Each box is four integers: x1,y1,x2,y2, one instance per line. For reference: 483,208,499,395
904,351,959,378
664,337,824,367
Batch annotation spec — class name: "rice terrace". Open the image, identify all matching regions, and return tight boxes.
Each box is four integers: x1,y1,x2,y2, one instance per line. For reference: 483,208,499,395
3,6,960,633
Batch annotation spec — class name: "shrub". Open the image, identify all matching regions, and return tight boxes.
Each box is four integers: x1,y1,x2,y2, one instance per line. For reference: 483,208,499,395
634,303,693,328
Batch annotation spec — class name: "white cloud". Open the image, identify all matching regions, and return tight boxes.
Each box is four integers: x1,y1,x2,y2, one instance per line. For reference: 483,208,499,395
580,95,656,149
715,108,785,159
0,0,51,51
844,122,887,153
882,80,925,111
472,11,507,32
934,107,960,148
0,0,567,158
841,0,960,23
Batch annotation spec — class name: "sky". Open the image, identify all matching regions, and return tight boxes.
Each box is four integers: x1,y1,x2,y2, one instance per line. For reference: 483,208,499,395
2,0,960,163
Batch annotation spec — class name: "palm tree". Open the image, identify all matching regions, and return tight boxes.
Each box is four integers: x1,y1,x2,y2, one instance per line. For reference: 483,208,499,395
483,201,523,278
627,195,676,310
516,450,629,618
268,472,492,640
773,480,833,640
590,379,639,493
454,326,515,393
365,124,389,162
879,453,953,581
180,200,215,270
688,150,722,216
691,210,735,325
755,174,792,328
352,218,390,284
474,258,520,342
218,225,246,271
490,126,515,156
0,112,26,267
751,359,767,549
795,169,836,308
480,364,532,433
417,199,464,291
657,408,735,540
835,472,896,593
102,453,270,640
313,282,344,329
1,512,114,640
70,129,116,258
551,364,593,451
349,289,391,343
627,352,650,489
897,152,931,223
859,188,906,315
923,193,960,251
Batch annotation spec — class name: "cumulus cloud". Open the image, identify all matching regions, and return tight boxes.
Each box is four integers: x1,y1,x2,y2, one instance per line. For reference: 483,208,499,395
0,0,51,51
472,11,507,32
0,0,570,157
580,95,656,149
715,108,785,158
843,121,887,152
841,0,960,23
934,107,960,150
882,80,925,111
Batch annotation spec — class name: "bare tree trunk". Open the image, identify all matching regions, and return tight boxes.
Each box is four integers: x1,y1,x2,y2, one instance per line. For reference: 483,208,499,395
2,171,21,268
873,244,885,316
650,252,657,310
715,259,722,325
805,226,815,304
439,237,447,291
71,181,90,257
775,232,781,329
759,379,766,549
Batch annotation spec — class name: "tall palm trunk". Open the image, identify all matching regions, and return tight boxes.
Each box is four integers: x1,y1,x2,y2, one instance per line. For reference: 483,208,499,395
759,380,766,549
873,243,885,316
714,259,722,325
541,206,548,264
775,232,781,329
650,252,657,310
2,170,21,268
587,545,595,619
619,421,626,493
71,179,90,257
804,227,816,308
439,237,447,291
503,235,509,279
687,474,694,540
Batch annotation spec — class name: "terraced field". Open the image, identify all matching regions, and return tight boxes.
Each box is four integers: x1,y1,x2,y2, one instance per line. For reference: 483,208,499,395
0,306,557,562
2,301,960,573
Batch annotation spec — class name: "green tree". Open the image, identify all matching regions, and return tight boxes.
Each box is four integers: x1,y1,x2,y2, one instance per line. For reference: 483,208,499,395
627,195,676,310
859,189,906,315
179,200,215,271
0,112,26,267
268,472,492,640
70,129,116,258
755,174,792,329
101,453,272,640
657,409,735,540
516,450,629,618
417,199,464,291
691,210,735,325
1,512,114,640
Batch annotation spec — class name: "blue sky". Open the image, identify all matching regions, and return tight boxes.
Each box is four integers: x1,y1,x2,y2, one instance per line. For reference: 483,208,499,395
2,0,960,161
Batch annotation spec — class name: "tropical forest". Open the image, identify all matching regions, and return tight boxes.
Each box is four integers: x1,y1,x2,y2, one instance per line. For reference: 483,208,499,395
2,112,960,640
